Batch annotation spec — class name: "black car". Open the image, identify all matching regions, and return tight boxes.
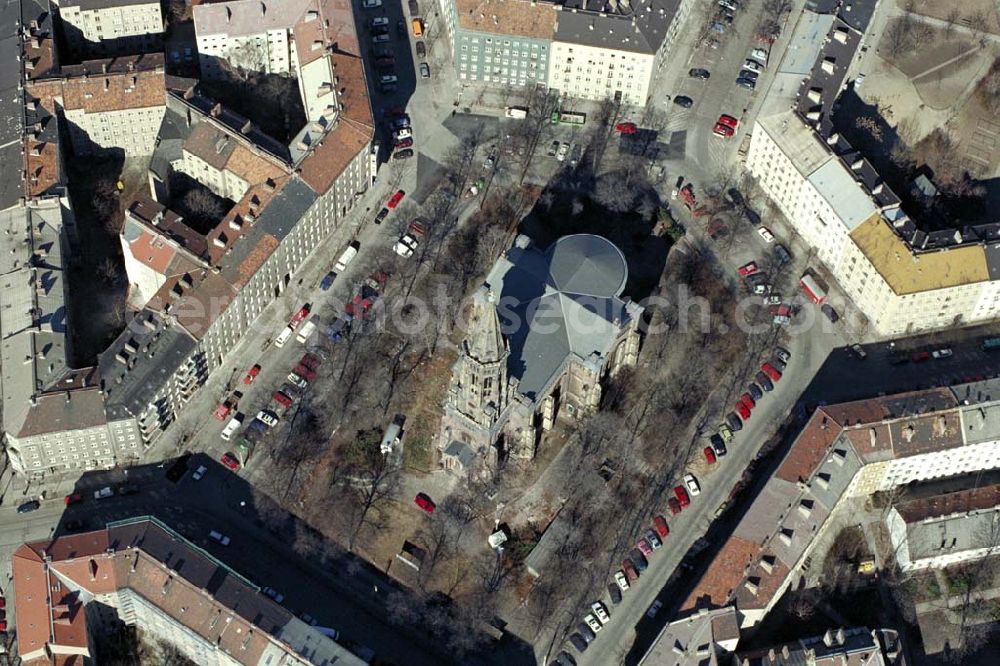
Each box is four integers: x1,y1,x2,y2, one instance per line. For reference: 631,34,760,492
17,500,40,513
374,207,389,224
755,371,774,391
569,632,589,652
393,149,414,160
739,69,759,82
415,41,426,58
770,356,787,372
821,304,840,323
747,382,763,401
726,411,743,432
689,68,711,80
709,433,727,457
774,346,791,363
673,95,694,108
557,650,578,665
725,188,745,207
396,19,406,36
577,623,596,643
630,548,649,571
774,243,792,265
736,77,756,90
607,582,623,604
118,484,139,495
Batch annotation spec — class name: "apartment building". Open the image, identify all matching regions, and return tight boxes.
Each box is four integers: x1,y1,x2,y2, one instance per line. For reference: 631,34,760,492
28,53,167,156
194,0,339,122
13,517,365,665
679,382,1000,629
437,0,690,106
55,0,163,57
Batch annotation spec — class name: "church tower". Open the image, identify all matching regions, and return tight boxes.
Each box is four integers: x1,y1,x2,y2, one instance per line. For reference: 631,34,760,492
447,287,510,429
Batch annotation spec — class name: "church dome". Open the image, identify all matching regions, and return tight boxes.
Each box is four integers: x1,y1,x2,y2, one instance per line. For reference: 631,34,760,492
544,234,628,299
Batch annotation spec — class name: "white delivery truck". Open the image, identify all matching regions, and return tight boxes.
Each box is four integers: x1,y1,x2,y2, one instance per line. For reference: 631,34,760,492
274,326,294,348
504,106,528,119
334,241,360,273
295,316,319,343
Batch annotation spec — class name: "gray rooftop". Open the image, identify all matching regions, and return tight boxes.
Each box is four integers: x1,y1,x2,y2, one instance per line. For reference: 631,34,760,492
0,199,73,437
194,0,313,39
555,0,680,54
485,234,640,401
98,310,198,420
59,0,159,8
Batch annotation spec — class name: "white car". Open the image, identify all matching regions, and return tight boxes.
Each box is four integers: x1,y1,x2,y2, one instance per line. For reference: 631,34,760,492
370,16,389,27
614,570,630,592
256,410,279,427
394,127,412,140
263,587,285,603
393,234,419,257
591,601,610,624
647,600,663,618
583,614,602,633
684,473,701,496
192,465,208,481
757,226,775,243
209,530,231,546
221,413,243,441
94,486,114,500
765,295,782,305
556,142,570,162
932,348,953,359
743,59,763,73
361,0,382,7
750,48,768,65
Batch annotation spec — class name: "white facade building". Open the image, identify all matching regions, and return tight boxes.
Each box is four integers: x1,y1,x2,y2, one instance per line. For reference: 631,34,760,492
56,0,163,55
748,111,1000,336
548,41,654,106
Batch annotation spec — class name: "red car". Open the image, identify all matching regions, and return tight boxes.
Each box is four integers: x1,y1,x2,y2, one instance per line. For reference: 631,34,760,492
911,350,931,362
387,190,405,209
761,362,782,382
386,106,406,118
220,452,240,471
637,538,653,557
395,137,413,149
0,619,6,631
667,497,682,514
615,122,637,134
713,122,734,138
740,393,755,410
738,262,759,277
717,114,739,129
737,403,752,420
653,515,670,538
674,485,691,507
64,493,83,506
243,364,262,385
703,446,717,464
622,560,639,583
289,305,311,329
414,492,436,513
272,391,293,409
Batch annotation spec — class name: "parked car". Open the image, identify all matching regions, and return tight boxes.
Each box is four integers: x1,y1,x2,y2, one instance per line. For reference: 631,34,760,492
630,549,649,571
737,403,751,420
622,559,639,583
739,69,759,82
738,262,758,277
220,452,240,471
637,537,653,557
548,140,560,156
387,190,406,208
725,412,743,432
614,570,630,591
653,515,670,538
755,371,774,391
64,493,83,505
717,114,739,129
118,484,138,496
736,77,756,90
748,382,763,401
744,59,763,73
256,410,279,427
647,600,664,619
374,207,389,224
673,95,694,108
775,347,791,363
645,528,663,549
394,137,413,149
63,518,87,531
713,122,734,138
740,392,755,410
912,350,931,362
393,127,412,140
932,347,953,359
821,303,840,323
209,530,231,546
192,465,208,481
591,601,611,624
684,473,702,496
689,68,711,80
94,486,114,500
361,0,381,7
608,582,623,604
718,424,733,443
851,344,868,359
615,122,638,134
774,243,792,264
17,500,40,514
414,492,436,513
263,587,285,603
393,149,414,160
710,432,727,454
704,446,717,464
415,41,426,58
243,364,261,384
757,226,775,243
419,62,431,78
569,633,589,652
577,622,596,643
667,496,682,515
674,485,691,507
583,614,602,633
750,47,768,64
762,362,782,381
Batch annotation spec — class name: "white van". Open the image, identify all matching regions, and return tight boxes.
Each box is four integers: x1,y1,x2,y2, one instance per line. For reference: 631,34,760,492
221,414,243,441
274,326,294,348
334,242,359,272
296,317,318,343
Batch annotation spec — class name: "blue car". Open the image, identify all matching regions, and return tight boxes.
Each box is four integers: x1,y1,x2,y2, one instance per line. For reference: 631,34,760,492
320,272,335,291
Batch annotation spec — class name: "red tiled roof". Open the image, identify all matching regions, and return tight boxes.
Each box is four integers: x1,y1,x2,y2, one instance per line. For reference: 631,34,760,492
774,407,840,484
897,483,1000,523
681,536,759,612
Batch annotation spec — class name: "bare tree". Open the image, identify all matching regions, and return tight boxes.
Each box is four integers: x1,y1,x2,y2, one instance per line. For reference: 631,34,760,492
335,428,400,552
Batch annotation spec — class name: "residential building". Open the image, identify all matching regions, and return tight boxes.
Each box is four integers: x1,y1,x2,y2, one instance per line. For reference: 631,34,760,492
746,4,1000,337
193,0,340,122
12,516,365,665
439,234,643,469
437,0,691,106
2,0,376,472
55,0,163,57
28,53,167,156
679,382,1000,629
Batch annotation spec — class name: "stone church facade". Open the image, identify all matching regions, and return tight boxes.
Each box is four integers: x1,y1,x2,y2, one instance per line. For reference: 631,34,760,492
439,234,644,474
